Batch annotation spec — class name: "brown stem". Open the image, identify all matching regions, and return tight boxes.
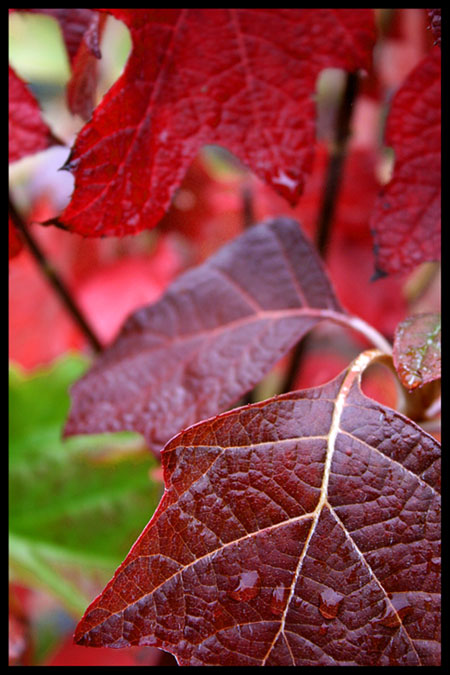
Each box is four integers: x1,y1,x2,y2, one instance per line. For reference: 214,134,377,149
315,70,359,257
9,196,103,354
280,71,360,395
241,181,255,229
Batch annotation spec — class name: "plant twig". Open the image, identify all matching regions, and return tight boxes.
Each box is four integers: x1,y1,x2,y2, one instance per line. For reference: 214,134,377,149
280,71,360,394
241,180,255,229
9,196,103,354
315,71,359,256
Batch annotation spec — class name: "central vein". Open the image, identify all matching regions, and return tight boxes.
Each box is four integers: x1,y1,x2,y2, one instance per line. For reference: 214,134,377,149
261,349,380,664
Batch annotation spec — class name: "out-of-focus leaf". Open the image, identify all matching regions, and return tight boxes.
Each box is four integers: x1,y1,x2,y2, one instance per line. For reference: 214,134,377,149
74,350,441,665
9,355,161,615
9,214,23,259
67,13,108,120
393,313,441,390
9,589,32,666
370,47,441,276
427,9,441,47
8,66,57,164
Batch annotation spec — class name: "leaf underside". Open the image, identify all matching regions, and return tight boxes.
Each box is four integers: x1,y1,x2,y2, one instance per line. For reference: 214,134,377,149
64,217,345,455
74,353,441,665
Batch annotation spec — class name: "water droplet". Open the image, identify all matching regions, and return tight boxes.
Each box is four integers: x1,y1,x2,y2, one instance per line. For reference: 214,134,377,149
427,556,440,574
270,584,288,616
318,588,344,620
377,595,413,628
405,372,422,389
228,570,260,602
319,623,328,636
271,169,299,201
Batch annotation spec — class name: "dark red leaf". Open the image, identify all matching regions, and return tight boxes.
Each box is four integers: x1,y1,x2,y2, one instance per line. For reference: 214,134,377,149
393,313,441,390
9,602,31,666
67,13,107,120
9,214,23,259
427,9,441,47
8,66,56,164
57,8,376,237
370,47,441,276
64,217,353,455
74,349,441,666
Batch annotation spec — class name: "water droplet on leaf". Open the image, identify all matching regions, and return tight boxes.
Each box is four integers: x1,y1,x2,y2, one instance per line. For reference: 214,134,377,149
318,588,344,620
270,584,288,616
377,595,413,628
228,570,260,602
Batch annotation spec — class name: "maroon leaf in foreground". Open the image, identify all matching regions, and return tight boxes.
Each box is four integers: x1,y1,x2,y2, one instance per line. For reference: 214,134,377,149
65,217,351,455
393,313,441,391
58,8,376,237
370,47,441,277
74,350,441,666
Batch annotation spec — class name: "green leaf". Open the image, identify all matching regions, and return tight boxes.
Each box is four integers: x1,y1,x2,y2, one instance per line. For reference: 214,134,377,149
9,354,161,616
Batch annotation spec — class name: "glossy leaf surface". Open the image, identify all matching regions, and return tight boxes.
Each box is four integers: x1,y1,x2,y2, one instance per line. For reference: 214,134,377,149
370,47,441,276
74,350,441,665
58,8,376,236
393,313,441,390
64,218,346,455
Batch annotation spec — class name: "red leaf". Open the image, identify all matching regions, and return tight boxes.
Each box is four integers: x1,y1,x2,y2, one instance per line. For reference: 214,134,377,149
63,217,357,455
8,219,181,369
74,350,440,665
46,635,161,667
8,66,56,164
58,8,376,237
9,592,31,666
9,214,23,259
427,9,441,47
75,238,182,345
67,13,107,120
393,313,441,390
370,47,441,276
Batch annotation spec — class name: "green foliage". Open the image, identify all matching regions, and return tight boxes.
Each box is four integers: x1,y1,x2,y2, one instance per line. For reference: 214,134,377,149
9,354,162,615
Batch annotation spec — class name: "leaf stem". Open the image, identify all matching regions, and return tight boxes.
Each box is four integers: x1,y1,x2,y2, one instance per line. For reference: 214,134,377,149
9,196,103,354
281,71,360,394
315,70,359,256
